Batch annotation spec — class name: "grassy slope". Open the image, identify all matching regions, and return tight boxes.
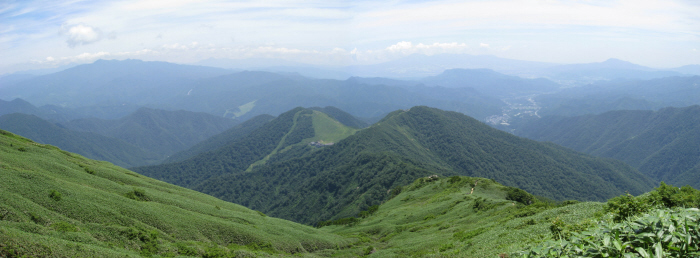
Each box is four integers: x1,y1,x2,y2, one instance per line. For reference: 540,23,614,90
324,176,604,258
306,110,358,143
0,130,350,257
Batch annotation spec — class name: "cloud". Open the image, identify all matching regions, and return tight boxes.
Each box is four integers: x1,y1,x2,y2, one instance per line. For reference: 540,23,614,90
61,24,103,48
480,43,489,48
385,41,470,55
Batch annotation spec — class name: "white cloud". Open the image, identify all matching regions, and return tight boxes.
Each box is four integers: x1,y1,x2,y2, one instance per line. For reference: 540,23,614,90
480,43,489,48
385,41,470,56
61,24,103,48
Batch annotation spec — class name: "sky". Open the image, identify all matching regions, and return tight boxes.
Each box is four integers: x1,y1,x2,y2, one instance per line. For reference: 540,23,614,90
1,0,699,75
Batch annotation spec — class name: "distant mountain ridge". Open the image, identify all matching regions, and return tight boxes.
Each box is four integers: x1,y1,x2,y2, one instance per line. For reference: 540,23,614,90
420,68,561,97
514,105,700,188
1,59,233,107
535,76,700,117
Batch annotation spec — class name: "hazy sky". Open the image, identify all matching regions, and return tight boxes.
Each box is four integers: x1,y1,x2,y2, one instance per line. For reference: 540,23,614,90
1,0,699,74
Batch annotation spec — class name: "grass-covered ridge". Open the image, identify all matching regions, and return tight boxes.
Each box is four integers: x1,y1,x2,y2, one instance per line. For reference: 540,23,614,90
320,175,604,257
0,129,350,257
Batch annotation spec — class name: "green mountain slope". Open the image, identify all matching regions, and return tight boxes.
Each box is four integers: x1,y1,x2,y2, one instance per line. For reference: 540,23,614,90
144,106,653,224
163,114,276,163
309,106,369,129
320,176,700,258
0,130,349,257
135,107,358,188
515,105,700,188
62,107,238,160
0,113,160,167
322,175,605,257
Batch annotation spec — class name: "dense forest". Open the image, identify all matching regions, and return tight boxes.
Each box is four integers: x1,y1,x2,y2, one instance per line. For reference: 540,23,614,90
515,105,700,188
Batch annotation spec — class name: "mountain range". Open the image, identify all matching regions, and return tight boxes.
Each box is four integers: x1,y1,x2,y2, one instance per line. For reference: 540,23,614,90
2,52,699,256
135,106,654,224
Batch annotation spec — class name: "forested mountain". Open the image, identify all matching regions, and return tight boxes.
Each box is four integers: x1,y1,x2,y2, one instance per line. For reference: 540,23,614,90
62,107,238,159
0,113,160,167
535,76,700,117
163,114,275,163
137,106,654,224
0,98,41,117
135,107,359,188
514,105,700,188
420,68,560,97
0,129,348,257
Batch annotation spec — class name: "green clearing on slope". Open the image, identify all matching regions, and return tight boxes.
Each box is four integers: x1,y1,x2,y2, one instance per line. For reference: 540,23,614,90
0,129,350,257
306,110,358,143
321,175,604,257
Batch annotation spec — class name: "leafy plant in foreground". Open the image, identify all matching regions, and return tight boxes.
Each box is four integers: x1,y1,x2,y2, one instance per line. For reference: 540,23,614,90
517,208,700,257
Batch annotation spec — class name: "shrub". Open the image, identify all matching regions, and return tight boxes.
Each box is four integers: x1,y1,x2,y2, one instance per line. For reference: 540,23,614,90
505,187,535,205
648,182,700,208
49,190,62,201
176,242,198,256
125,188,149,201
605,193,650,222
52,221,78,232
363,246,374,256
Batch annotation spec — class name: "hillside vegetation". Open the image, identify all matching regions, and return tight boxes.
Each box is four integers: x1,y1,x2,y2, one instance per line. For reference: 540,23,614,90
320,175,700,257
163,114,275,163
140,106,654,225
62,107,238,160
322,175,604,257
135,107,358,188
0,129,350,257
515,105,700,188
